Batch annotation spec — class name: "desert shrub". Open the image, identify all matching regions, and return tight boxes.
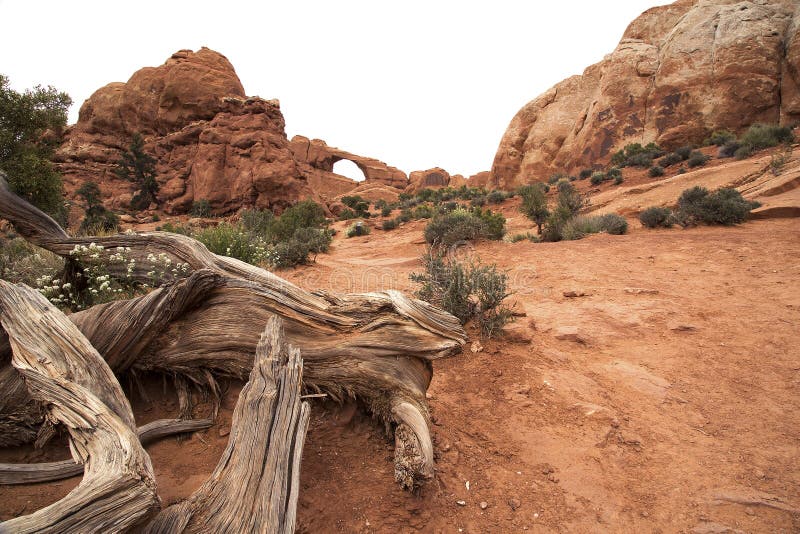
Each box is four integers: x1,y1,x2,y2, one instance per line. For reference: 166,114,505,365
0,237,64,287
76,181,119,235
561,213,627,240
413,204,434,219
345,221,371,237
561,215,604,240
611,142,663,167
416,188,441,203
518,183,549,234
739,123,794,151
676,186,757,226
734,145,753,159
410,248,513,338
338,208,358,220
382,218,399,230
487,190,506,204
424,209,488,246
659,152,683,167
374,199,389,211
675,145,693,160
472,207,506,240
508,232,538,243
606,168,622,180
708,130,736,146
579,168,593,180
718,140,741,158
291,227,332,254
194,223,270,265
614,175,624,185
649,165,665,177
190,199,212,217
627,153,653,168
639,207,674,228
240,208,274,234
470,195,487,207
270,240,312,269
397,209,413,223
440,201,459,213
547,173,563,185
157,222,192,235
590,172,606,186
677,166,687,174
598,213,628,235
541,206,573,242
556,181,585,216
270,200,327,242
380,206,392,217
770,147,792,175
341,195,366,209
687,151,710,168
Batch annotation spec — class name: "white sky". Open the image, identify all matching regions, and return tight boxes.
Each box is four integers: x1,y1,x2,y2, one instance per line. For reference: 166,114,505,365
1,0,660,179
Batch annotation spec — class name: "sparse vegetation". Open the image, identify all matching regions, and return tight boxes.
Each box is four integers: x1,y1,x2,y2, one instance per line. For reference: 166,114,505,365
686,151,710,168
190,199,212,217
649,165,665,177
639,207,674,228
410,248,513,338
676,186,759,226
561,213,628,241
115,133,159,210
658,152,683,167
579,168,593,180
518,183,549,234
508,232,538,243
611,143,664,168
77,181,119,235
382,218,399,231
423,208,505,246
346,221,371,237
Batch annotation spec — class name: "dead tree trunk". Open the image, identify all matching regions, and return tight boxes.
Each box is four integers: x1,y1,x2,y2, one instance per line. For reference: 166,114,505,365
145,316,309,533
0,418,212,485
0,172,467,488
0,281,159,533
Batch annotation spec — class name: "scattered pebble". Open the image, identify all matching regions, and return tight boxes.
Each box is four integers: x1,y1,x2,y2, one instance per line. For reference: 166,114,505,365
480,501,489,510
508,498,521,510
456,500,466,507
563,290,589,298
471,341,484,353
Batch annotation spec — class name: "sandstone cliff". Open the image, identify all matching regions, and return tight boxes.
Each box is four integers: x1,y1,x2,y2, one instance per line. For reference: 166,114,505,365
55,48,410,216
492,0,800,189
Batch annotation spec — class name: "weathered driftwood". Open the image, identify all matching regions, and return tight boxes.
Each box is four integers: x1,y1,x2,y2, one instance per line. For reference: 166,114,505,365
145,316,309,533
0,418,212,485
0,281,158,533
0,172,467,488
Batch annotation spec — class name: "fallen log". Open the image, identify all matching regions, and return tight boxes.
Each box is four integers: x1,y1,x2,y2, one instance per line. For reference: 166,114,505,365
145,316,309,533
0,281,158,533
0,418,212,485
0,172,467,488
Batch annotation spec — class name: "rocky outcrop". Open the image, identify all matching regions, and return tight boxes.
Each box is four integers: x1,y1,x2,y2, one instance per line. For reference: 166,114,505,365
404,168,473,193
289,136,408,190
492,0,800,189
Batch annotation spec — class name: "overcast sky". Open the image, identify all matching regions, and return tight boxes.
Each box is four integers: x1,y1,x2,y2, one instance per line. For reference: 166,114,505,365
1,0,660,179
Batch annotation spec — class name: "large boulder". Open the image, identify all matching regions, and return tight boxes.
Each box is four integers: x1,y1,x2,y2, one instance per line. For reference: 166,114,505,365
491,0,800,189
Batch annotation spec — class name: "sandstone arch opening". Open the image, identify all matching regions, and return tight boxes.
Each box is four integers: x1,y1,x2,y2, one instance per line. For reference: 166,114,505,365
333,159,366,182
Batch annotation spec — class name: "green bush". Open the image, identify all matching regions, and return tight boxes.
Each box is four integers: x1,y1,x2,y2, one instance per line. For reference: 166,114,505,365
627,153,653,168
115,134,158,210
291,227,332,254
240,208,274,234
649,165,665,177
345,221,371,237
734,145,753,159
639,206,674,228
341,195,366,209
556,181,585,216
676,186,757,226
687,151,710,168
424,209,488,246
270,200,327,242
410,248,513,338
397,209,413,223
338,207,358,220
382,218,399,230
675,145,693,160
470,195,487,207
413,204,434,219
374,199,389,211
659,152,683,167
739,123,794,151
380,206,393,217
547,173,563,185
718,141,742,158
194,223,270,265
708,130,736,146
579,168,593,180
508,232,538,243
606,168,622,180
611,143,663,167
76,181,119,235
518,183,549,234
590,172,606,186
614,175,624,185
561,213,627,240
487,190,506,204
0,237,64,287
598,213,628,235
541,206,573,242
190,199,212,217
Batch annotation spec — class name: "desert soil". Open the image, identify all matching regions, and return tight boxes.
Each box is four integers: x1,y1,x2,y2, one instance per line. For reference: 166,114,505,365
1,199,799,533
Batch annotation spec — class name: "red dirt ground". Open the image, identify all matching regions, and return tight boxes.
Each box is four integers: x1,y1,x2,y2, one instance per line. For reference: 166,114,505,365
2,187,799,533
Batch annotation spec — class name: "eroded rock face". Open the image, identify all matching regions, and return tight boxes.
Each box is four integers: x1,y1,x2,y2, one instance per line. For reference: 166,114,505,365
55,48,316,215
492,0,800,189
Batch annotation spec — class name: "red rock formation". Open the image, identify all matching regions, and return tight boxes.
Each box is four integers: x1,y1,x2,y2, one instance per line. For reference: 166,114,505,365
492,0,800,189
289,136,408,190
56,48,317,215
406,167,451,193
